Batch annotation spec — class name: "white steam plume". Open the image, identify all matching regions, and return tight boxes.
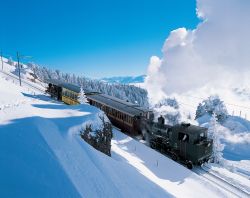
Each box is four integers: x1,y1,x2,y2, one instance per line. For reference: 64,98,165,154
145,0,250,104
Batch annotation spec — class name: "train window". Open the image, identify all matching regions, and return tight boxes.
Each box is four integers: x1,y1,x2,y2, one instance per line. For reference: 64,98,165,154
178,132,189,143
199,132,206,141
129,117,132,124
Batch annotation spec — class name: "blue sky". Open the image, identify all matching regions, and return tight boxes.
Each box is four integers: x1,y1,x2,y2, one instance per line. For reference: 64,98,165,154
1,0,199,78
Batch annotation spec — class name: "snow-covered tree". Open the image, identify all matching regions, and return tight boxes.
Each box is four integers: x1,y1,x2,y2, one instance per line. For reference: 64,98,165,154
155,98,179,109
7,57,14,66
208,114,225,164
196,95,228,122
78,86,88,104
27,62,149,107
80,114,112,156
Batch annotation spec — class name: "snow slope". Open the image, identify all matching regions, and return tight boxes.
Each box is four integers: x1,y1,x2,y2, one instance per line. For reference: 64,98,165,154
0,74,173,197
112,130,225,197
1,59,248,197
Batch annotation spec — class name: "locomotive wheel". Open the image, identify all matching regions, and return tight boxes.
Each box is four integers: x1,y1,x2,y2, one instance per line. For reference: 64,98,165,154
150,142,156,149
171,153,178,161
187,161,193,169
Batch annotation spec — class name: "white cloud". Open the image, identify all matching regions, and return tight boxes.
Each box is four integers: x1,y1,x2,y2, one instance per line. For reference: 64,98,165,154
145,0,250,103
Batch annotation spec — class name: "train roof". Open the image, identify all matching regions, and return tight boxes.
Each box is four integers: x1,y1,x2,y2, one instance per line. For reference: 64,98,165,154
46,78,152,116
45,79,96,94
172,123,207,135
87,93,152,117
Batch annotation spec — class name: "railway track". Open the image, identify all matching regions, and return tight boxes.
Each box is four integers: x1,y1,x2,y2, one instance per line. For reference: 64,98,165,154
2,69,249,197
193,165,250,198
0,70,45,93
132,133,250,197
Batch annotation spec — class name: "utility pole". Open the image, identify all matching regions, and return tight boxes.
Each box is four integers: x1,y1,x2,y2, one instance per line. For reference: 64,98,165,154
1,50,3,70
17,51,21,86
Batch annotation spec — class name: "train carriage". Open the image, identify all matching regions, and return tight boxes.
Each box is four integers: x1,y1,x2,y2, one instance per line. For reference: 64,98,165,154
87,93,153,136
46,79,94,105
46,79,213,168
45,79,153,136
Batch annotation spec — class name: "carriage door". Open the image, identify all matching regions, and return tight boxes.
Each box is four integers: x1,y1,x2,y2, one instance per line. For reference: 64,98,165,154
178,132,189,159
58,87,62,101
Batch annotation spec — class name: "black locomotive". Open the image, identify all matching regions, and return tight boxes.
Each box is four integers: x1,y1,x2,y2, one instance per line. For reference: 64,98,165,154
143,116,213,169
46,79,213,169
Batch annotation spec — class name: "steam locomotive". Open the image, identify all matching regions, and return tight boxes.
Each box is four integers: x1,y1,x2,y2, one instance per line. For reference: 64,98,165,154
46,79,213,169
142,116,213,169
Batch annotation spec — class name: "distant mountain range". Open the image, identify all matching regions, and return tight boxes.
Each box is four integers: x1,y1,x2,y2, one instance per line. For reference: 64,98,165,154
100,75,146,84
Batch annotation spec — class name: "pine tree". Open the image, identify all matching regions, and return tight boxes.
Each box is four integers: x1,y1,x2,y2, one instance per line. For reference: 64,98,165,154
208,114,225,164
78,86,88,104
7,57,14,66
195,95,228,122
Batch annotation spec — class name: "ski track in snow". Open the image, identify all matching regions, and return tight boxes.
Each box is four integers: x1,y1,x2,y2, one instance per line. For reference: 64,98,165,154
0,100,27,111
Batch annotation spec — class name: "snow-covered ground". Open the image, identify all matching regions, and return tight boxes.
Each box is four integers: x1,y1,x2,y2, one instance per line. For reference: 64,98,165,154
133,81,250,183
0,74,170,197
112,129,249,197
1,59,249,197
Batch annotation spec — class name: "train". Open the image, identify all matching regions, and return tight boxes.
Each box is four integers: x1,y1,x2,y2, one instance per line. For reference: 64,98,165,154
143,116,212,169
46,79,213,169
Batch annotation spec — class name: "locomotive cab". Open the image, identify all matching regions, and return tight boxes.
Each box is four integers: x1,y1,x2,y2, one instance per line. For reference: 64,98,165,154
170,124,212,167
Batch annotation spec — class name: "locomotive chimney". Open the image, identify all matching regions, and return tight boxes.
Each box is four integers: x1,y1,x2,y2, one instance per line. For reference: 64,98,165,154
158,115,165,125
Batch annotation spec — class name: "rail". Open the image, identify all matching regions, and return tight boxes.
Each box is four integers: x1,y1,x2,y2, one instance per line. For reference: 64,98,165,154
193,165,249,198
0,70,45,93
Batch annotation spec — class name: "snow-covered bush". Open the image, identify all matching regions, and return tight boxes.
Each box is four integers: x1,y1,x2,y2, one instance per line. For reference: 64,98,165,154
154,98,179,109
78,86,88,104
196,95,228,122
7,57,14,66
80,115,112,156
208,114,225,164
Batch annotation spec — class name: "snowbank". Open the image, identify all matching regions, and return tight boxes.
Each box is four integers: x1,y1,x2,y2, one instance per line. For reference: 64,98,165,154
0,72,170,197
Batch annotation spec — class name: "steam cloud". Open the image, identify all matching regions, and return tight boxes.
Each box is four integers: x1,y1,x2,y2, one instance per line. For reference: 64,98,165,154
145,0,250,103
